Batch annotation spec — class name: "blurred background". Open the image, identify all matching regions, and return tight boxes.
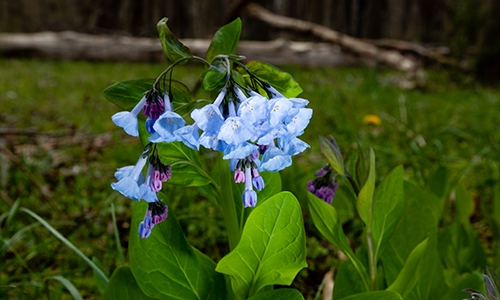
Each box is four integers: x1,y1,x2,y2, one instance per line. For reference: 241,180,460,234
1,0,500,80
1,0,500,299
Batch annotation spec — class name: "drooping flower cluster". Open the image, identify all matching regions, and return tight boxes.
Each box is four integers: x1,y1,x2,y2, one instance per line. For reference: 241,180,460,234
179,82,312,207
111,88,184,238
308,164,339,204
110,58,313,237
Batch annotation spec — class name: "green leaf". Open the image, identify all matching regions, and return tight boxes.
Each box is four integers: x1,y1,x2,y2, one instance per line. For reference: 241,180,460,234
246,61,303,98
340,290,403,300
485,266,500,300
103,78,154,110
102,266,154,300
216,192,307,300
455,184,474,225
50,276,83,300
92,257,108,294
157,17,192,62
381,181,441,285
371,166,405,260
307,193,369,291
356,148,375,227
354,141,367,191
438,222,486,273
202,60,228,91
129,197,226,300
246,288,304,300
206,18,242,63
157,142,212,187
103,78,195,117
333,259,370,299
387,238,428,298
318,135,344,176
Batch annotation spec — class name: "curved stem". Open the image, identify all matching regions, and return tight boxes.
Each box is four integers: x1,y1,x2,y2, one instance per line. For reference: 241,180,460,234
153,56,209,87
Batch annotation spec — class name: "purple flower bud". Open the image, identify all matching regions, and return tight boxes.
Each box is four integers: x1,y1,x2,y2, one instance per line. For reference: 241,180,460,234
252,176,265,191
234,168,245,183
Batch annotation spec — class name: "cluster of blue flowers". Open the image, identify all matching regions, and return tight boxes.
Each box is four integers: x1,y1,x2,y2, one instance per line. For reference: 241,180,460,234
189,84,312,206
110,64,312,237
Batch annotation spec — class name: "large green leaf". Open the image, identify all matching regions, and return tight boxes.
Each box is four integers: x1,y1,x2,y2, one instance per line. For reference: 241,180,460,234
387,238,428,298
307,193,369,291
381,181,441,285
103,78,154,110
246,288,304,300
206,18,242,63
102,266,154,300
356,148,375,227
157,17,192,62
216,192,307,300
245,61,303,98
371,166,405,260
202,60,228,91
340,290,403,300
129,197,226,300
103,78,194,116
333,259,370,299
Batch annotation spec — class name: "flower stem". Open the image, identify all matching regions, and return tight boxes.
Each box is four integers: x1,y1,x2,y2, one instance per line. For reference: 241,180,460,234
218,157,241,250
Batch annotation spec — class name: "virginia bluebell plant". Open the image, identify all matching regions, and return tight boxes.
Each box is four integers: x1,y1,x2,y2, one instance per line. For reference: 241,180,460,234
109,36,311,238
102,17,312,300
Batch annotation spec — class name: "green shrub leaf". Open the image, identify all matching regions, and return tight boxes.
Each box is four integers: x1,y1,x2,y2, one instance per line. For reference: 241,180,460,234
130,197,226,300
102,266,153,300
387,238,428,298
307,192,369,291
245,61,303,98
340,290,403,300
371,165,405,260
246,288,304,300
206,18,242,63
157,17,192,62
103,78,154,110
356,148,375,227
202,60,228,91
216,192,307,300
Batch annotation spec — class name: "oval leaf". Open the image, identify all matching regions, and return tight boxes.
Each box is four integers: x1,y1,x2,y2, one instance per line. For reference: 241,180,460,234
356,148,375,227
371,165,405,260
129,198,226,300
206,18,242,63
157,17,192,62
202,60,228,91
340,290,403,300
216,192,307,300
307,193,369,291
247,288,304,300
246,61,303,98
103,78,154,111
102,266,153,300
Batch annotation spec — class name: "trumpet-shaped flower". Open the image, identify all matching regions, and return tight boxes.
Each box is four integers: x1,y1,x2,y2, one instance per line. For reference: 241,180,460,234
112,96,147,137
111,155,148,201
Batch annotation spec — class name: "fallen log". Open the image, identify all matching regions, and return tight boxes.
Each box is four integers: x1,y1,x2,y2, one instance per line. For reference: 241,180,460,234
244,3,423,77
0,31,360,67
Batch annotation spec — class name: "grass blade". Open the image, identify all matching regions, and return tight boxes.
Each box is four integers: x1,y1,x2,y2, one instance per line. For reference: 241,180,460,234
50,276,83,300
111,203,125,266
20,208,109,283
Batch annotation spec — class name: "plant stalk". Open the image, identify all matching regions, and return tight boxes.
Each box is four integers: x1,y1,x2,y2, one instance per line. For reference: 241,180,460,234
218,157,241,251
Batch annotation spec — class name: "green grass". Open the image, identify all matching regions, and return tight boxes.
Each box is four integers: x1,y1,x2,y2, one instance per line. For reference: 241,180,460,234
1,58,500,299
